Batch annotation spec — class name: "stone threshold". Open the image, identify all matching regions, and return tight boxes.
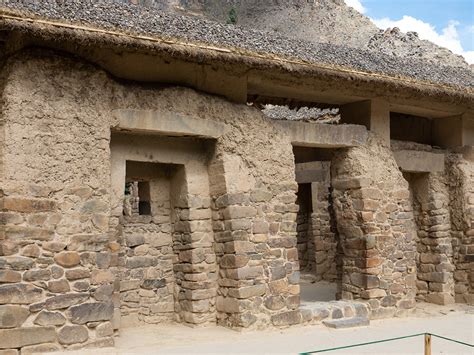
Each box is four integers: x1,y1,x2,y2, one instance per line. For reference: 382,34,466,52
300,300,370,328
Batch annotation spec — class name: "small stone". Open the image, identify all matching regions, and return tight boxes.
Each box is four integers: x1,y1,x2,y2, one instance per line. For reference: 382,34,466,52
23,269,52,282
48,279,70,293
58,325,88,345
0,270,21,283
0,284,43,304
43,241,67,252
126,235,145,247
0,327,56,349
96,321,114,337
69,302,114,324
93,284,114,301
0,305,29,328
20,343,61,354
91,270,114,285
141,279,166,290
66,268,90,280
44,293,89,310
21,244,41,258
54,251,81,268
271,310,302,326
34,311,66,326
0,256,34,270
51,266,64,279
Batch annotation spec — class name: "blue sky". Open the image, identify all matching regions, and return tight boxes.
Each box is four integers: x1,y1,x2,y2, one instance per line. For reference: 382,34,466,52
345,0,474,63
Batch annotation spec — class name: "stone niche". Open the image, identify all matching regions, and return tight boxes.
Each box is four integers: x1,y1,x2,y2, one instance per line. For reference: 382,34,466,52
110,133,218,327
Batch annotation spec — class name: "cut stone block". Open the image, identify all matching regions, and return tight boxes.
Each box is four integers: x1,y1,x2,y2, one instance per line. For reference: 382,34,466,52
323,317,370,329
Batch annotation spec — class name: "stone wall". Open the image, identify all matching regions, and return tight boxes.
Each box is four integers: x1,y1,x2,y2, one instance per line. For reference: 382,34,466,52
0,48,472,353
119,170,177,326
448,151,474,305
404,172,455,305
331,136,417,318
311,181,340,282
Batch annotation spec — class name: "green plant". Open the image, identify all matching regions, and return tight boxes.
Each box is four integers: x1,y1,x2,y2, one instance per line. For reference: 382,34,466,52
227,7,237,25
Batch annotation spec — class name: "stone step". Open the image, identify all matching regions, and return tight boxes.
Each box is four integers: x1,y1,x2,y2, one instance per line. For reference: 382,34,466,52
323,317,370,329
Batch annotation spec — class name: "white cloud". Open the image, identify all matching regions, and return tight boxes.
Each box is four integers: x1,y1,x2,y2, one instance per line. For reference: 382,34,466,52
372,16,474,64
344,0,366,14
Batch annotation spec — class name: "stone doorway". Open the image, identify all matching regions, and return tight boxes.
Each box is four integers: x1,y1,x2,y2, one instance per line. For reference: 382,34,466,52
293,147,342,303
110,133,218,328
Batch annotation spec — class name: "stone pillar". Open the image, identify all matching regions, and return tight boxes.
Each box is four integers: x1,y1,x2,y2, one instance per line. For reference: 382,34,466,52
410,173,455,305
341,98,390,145
331,135,417,318
448,149,474,304
171,162,217,325
209,154,300,328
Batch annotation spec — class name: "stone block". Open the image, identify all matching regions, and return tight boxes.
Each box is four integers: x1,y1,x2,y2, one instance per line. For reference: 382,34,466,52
54,251,81,268
271,310,302,326
0,284,43,304
58,325,88,345
34,311,66,326
4,226,53,241
66,268,90,280
0,350,18,355
323,317,369,329
23,269,51,282
0,327,56,349
48,279,70,293
216,297,240,313
0,305,29,328
96,321,114,337
150,302,175,313
69,302,114,324
0,270,21,283
425,293,455,305
91,270,114,285
264,296,285,310
360,289,386,299
21,244,41,258
220,255,250,269
2,197,56,213
44,293,89,310
228,284,266,299
20,343,61,354
93,284,114,301
0,256,34,271
226,266,264,280
141,279,166,290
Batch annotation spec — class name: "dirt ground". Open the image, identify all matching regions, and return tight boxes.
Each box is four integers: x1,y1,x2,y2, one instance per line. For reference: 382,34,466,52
51,303,473,355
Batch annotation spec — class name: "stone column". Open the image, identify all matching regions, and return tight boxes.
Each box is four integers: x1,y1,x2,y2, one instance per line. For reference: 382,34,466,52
413,173,455,305
172,162,217,325
331,135,417,318
209,154,300,328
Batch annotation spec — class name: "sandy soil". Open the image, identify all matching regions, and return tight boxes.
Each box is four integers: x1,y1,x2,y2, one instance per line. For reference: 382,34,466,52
50,303,473,355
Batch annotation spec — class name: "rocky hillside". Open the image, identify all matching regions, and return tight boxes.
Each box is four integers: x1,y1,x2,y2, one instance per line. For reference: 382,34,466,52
122,0,469,68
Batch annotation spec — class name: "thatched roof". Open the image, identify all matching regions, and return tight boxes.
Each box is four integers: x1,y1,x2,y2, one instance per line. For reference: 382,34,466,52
0,1,473,107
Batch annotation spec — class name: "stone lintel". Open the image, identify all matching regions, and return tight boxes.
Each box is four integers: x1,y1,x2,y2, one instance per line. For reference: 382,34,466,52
393,150,445,173
275,121,368,148
295,161,331,184
113,109,229,139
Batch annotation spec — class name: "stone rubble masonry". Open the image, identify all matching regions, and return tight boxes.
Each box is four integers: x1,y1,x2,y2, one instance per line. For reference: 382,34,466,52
0,48,472,352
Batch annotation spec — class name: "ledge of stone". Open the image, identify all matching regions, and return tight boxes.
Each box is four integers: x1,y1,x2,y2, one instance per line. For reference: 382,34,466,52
274,121,368,148
393,150,445,173
112,109,229,139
